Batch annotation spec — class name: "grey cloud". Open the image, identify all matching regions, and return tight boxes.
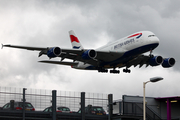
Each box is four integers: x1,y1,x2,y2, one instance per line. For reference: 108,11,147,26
0,0,179,99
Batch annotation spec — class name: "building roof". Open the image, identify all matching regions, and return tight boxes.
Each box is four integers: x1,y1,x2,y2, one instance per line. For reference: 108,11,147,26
155,96,180,101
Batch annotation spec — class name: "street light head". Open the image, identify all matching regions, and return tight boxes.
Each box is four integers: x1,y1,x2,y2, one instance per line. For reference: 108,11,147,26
150,77,163,82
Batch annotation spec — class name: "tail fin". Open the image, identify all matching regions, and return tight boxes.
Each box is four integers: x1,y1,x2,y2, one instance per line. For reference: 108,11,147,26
69,30,84,49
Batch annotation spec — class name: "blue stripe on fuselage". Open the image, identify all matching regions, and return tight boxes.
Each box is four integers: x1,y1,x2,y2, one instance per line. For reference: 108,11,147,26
124,43,158,57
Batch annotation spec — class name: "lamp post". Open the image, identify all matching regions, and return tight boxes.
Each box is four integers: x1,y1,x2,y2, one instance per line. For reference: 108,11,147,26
143,77,163,120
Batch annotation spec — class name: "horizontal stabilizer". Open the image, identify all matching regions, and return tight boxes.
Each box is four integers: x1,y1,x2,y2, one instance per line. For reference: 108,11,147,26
39,60,78,66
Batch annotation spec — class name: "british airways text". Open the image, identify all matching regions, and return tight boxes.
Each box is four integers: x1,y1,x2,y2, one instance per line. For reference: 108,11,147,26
114,39,135,50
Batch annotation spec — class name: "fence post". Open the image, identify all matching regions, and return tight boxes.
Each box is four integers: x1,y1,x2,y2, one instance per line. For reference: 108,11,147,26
81,92,85,120
23,88,27,120
108,94,113,120
10,100,14,110
52,90,57,120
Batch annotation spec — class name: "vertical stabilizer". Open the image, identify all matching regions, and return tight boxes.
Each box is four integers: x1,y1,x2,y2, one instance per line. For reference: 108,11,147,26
69,30,84,49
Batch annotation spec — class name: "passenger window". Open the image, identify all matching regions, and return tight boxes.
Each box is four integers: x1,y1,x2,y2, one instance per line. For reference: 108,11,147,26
26,103,32,107
4,103,10,108
49,108,52,112
44,108,49,112
3,104,7,108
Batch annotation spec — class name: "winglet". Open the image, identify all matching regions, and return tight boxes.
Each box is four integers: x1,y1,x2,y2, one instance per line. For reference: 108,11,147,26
1,44,3,49
69,30,84,49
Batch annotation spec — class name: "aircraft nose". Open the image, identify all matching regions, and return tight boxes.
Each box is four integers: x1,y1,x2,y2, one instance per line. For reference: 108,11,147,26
147,35,160,50
148,36,160,44
154,37,159,45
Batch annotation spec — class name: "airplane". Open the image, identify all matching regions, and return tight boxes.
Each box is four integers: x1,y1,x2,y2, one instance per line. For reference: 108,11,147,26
2,30,175,74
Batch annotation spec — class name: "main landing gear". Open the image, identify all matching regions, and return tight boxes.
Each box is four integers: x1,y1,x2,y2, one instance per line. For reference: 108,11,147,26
123,68,131,73
97,67,131,74
110,69,120,74
98,68,108,73
109,68,131,74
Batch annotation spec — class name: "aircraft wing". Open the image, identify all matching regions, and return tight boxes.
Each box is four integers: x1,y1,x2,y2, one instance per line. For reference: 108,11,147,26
39,61,78,66
125,55,151,68
2,44,46,51
60,49,125,63
2,44,125,66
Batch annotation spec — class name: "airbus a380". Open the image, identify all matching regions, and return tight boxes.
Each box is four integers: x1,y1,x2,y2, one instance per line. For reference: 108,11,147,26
2,30,175,74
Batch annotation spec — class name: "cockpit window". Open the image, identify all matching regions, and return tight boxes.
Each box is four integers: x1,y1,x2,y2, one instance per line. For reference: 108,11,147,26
148,35,156,37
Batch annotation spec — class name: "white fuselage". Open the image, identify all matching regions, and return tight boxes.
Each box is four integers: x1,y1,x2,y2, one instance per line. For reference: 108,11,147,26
97,31,159,52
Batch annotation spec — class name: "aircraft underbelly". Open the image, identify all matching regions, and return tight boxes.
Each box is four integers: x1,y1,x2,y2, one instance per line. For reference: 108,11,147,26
102,43,159,68
99,54,124,62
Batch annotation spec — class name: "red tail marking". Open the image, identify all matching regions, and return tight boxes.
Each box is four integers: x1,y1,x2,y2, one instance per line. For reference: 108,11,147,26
70,35,80,43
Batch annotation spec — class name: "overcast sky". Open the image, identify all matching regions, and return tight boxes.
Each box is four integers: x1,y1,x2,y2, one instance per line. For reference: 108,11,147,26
0,0,180,100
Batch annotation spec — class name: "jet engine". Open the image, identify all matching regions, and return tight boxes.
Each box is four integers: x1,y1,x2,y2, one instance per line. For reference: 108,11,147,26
149,56,163,66
82,49,97,59
162,58,175,68
47,47,61,58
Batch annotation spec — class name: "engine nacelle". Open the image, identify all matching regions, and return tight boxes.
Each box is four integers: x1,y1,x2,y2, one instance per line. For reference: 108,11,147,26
47,47,61,58
162,58,175,68
149,56,163,66
82,49,97,60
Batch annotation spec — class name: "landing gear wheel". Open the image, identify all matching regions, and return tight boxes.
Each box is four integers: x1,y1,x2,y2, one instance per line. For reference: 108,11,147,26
123,69,131,73
110,70,120,74
98,68,108,73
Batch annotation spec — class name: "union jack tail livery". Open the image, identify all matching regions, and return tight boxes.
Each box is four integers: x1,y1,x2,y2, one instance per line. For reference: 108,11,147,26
69,30,84,49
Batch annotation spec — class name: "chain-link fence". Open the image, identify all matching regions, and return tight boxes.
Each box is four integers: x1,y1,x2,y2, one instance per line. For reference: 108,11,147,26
0,86,108,113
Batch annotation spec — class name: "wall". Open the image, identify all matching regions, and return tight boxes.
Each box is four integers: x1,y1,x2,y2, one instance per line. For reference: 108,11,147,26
121,95,180,120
